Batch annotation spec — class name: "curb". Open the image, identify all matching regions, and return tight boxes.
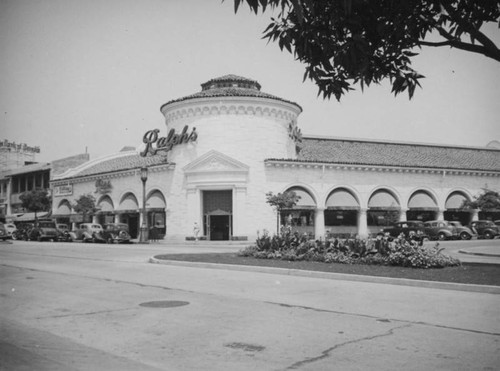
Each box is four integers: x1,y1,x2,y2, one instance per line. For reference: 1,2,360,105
149,256,500,295
459,249,500,258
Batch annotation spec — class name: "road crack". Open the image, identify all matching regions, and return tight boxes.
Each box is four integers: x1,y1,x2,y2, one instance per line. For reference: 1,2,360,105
284,323,412,370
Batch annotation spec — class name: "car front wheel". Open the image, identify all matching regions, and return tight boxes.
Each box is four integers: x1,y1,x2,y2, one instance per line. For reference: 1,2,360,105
460,232,471,240
438,232,447,241
484,231,493,239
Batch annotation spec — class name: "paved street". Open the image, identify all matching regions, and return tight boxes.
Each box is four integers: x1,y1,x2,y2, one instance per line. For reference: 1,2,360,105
1,240,499,370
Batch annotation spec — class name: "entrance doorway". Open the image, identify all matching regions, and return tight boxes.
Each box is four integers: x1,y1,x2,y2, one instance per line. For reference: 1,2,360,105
209,214,231,240
203,190,232,241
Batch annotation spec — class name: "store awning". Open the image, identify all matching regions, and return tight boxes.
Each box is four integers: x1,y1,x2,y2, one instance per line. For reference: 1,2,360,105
8,211,51,222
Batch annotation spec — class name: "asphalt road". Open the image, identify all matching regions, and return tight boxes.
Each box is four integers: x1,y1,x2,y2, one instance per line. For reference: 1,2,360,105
1,240,499,371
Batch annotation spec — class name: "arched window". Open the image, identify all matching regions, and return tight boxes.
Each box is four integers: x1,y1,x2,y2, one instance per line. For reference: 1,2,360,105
280,187,316,234
444,192,472,225
407,190,438,222
367,190,400,227
325,188,359,233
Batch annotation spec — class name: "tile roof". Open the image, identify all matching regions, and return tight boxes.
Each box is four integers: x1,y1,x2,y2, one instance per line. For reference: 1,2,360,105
278,137,500,172
161,75,301,111
57,152,170,180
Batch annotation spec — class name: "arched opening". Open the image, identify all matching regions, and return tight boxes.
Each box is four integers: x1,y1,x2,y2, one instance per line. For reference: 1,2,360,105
325,188,359,237
367,190,400,233
96,196,115,226
147,190,166,240
280,186,316,237
116,193,140,238
444,192,472,225
54,199,72,226
407,190,438,222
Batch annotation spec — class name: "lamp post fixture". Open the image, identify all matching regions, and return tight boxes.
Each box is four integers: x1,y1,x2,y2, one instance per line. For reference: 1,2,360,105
139,167,149,243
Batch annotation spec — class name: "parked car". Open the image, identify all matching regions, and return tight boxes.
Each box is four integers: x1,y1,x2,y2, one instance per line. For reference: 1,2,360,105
448,221,476,240
0,223,9,241
102,223,131,244
4,223,17,238
469,220,500,239
56,223,72,242
423,220,458,241
28,221,59,242
382,221,428,241
12,223,34,240
69,223,105,243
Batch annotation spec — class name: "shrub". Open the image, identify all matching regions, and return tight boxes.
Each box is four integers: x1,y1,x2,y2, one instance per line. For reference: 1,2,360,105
238,229,461,269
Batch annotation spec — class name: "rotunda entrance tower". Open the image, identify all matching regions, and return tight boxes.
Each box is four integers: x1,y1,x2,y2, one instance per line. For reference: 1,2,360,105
159,75,302,241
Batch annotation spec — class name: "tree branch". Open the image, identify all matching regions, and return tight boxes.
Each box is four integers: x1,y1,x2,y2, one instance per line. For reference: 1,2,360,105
419,40,453,47
439,2,500,59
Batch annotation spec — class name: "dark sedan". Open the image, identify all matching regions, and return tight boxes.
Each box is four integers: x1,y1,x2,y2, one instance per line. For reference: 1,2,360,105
102,223,131,244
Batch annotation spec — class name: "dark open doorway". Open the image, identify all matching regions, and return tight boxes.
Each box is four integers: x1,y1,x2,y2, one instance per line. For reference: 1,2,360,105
209,214,231,240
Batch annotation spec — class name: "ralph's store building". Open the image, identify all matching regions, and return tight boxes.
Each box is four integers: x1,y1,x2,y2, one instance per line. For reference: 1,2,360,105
51,75,500,241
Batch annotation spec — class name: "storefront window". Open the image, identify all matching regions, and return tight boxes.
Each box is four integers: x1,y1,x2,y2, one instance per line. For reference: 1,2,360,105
367,210,399,226
325,210,357,226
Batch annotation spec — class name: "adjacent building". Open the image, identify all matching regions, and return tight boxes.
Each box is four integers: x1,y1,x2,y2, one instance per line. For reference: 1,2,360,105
50,75,500,241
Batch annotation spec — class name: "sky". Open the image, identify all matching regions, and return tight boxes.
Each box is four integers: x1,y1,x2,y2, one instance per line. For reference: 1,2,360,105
1,0,500,163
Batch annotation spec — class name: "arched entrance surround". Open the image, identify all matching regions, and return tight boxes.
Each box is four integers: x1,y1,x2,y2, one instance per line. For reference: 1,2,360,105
407,189,439,222
367,188,401,234
146,189,166,239
96,195,114,226
280,185,317,237
324,187,360,237
116,192,140,238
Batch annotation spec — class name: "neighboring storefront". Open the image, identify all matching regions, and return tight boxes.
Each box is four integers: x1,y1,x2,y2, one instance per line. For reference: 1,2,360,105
50,75,500,241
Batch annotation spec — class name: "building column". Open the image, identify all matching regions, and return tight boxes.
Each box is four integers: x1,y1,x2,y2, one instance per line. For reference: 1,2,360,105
114,214,120,223
6,178,12,215
471,209,480,222
399,208,408,222
314,207,325,241
436,209,445,220
357,208,368,238
92,215,98,223
185,188,201,237
232,187,247,238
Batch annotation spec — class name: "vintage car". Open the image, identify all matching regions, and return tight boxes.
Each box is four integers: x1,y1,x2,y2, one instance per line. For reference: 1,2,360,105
69,223,105,243
448,221,477,240
28,220,59,242
423,220,458,241
11,223,33,240
102,223,131,244
4,223,17,238
56,223,72,242
382,220,428,241
0,223,9,241
469,220,500,239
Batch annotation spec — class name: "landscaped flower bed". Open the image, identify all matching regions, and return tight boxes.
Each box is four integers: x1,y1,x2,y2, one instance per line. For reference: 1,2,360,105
239,227,461,269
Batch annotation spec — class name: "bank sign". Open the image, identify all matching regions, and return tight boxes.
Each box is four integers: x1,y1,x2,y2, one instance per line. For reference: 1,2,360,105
140,125,197,157
54,184,73,196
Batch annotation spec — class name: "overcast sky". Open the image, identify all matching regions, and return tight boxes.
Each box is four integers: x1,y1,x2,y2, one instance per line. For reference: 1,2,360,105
1,0,500,163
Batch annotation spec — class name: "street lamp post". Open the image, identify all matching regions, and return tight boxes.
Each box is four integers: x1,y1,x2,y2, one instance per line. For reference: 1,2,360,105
139,167,149,243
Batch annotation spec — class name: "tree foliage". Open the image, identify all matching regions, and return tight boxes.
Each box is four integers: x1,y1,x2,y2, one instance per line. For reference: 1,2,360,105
266,190,301,233
232,0,500,100
19,189,51,220
72,194,100,221
461,189,500,211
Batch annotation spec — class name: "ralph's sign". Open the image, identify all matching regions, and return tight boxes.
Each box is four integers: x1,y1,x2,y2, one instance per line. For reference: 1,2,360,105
140,125,197,157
